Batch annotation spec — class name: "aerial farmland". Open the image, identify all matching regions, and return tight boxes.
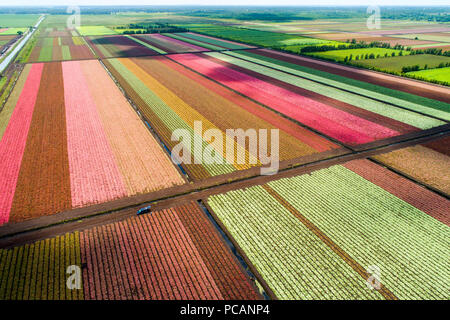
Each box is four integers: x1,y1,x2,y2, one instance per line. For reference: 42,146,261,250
0,4,448,309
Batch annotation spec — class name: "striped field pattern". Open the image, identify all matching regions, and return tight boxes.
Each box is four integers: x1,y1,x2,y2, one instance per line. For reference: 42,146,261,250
207,160,450,300
166,32,255,50
0,232,83,300
372,135,450,195
86,35,160,58
0,203,261,300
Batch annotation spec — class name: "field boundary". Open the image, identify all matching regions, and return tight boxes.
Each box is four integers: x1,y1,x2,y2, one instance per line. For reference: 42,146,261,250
262,184,398,300
200,199,277,300
367,157,450,199
197,200,270,300
0,129,448,245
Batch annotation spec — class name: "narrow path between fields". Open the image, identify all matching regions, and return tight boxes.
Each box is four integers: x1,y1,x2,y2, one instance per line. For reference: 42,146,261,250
0,128,448,247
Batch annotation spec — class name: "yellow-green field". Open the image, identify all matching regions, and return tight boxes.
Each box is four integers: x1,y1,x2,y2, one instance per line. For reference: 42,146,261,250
407,67,450,83
0,28,28,35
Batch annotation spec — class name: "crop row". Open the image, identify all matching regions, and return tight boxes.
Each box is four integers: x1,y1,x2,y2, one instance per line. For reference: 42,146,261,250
208,185,383,300
372,135,450,195
267,165,449,299
207,161,450,299
35,36,85,47
106,57,239,177
27,37,94,63
251,48,450,105
0,232,83,300
0,203,260,300
171,32,253,50
0,60,184,224
127,56,336,155
209,51,447,128
344,159,449,225
105,56,339,180
170,52,437,145
181,24,330,47
164,33,224,51
38,27,77,37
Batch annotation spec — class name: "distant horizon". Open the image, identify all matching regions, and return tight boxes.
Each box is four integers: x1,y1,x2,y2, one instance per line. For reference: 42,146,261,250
1,1,450,8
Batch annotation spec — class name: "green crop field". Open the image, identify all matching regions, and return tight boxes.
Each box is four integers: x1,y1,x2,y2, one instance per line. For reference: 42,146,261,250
305,48,408,62
41,13,179,28
181,24,330,47
0,76,7,90
355,54,450,73
0,5,449,303
391,33,450,43
407,67,450,83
